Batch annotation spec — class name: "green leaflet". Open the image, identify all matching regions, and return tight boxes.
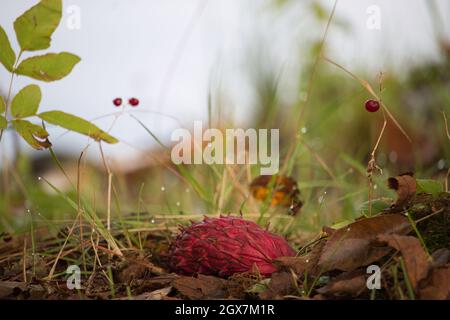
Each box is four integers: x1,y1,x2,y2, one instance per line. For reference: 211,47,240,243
0,25,16,71
416,179,444,196
0,96,6,114
13,0,62,52
39,111,119,144
16,52,81,82
11,85,42,118
0,116,7,130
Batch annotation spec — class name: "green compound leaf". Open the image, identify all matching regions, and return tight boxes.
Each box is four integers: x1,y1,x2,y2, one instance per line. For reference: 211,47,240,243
13,0,62,52
16,52,81,82
0,116,7,130
11,84,42,118
38,111,119,144
0,25,16,72
12,119,52,150
0,96,6,114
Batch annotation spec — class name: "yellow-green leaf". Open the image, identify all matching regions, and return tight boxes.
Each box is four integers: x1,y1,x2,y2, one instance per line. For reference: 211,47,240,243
0,25,16,72
0,116,7,130
359,199,390,216
0,96,5,114
416,179,443,196
15,52,80,82
12,119,52,150
38,111,119,144
13,0,62,51
11,85,42,118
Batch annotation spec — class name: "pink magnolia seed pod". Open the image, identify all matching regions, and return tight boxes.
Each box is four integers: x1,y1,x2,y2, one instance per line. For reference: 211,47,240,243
168,216,296,277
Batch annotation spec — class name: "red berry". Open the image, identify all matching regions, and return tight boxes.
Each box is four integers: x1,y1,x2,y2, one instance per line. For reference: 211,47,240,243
129,98,139,107
113,98,122,107
365,99,380,112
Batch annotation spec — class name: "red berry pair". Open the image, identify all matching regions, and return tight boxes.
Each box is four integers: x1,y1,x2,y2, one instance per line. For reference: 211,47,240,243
113,97,139,107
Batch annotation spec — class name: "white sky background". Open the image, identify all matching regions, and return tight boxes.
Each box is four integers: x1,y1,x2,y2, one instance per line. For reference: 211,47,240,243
0,0,449,165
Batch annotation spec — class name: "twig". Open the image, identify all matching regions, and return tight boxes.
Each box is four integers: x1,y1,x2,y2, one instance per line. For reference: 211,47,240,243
0,51,22,142
367,108,387,216
22,239,27,283
415,208,444,224
442,110,450,141
45,215,80,280
99,142,113,245
77,149,88,272
322,56,411,143
442,111,450,192
86,230,101,295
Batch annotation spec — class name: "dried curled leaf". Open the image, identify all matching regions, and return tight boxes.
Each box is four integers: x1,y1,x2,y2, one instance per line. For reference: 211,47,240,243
0,281,28,299
250,175,303,215
318,214,411,272
418,265,450,300
12,119,51,150
126,287,172,300
173,274,228,300
259,271,294,299
273,239,326,276
316,270,366,297
431,248,450,267
388,172,417,206
377,234,430,291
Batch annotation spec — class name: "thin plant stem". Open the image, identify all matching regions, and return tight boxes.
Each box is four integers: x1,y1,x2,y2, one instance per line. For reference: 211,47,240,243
99,142,113,257
295,0,338,129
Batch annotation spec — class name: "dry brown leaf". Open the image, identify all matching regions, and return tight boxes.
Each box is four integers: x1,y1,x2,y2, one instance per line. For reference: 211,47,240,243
0,281,28,299
250,175,303,215
274,239,325,276
259,271,294,299
377,234,430,291
117,256,166,285
130,286,172,300
318,214,411,272
388,173,417,206
28,284,46,299
118,263,148,284
132,274,179,294
418,265,450,300
173,274,228,300
431,248,450,267
273,257,309,275
316,271,366,297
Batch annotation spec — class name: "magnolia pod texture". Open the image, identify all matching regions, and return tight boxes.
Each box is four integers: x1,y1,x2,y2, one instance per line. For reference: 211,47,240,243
168,216,296,277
